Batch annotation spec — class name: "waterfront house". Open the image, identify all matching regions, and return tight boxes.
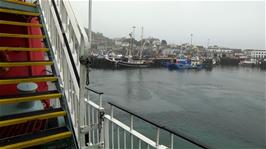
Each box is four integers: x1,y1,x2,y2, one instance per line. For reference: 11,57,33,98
244,49,266,59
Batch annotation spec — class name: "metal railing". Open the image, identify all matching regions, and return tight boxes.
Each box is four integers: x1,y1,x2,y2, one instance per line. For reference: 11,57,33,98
39,0,89,148
85,87,211,149
106,102,211,149
84,87,105,148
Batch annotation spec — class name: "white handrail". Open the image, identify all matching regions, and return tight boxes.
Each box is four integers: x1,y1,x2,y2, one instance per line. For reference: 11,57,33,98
39,0,89,148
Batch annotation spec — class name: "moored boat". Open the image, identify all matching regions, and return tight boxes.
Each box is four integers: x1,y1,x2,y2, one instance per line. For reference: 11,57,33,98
163,57,204,70
117,60,152,68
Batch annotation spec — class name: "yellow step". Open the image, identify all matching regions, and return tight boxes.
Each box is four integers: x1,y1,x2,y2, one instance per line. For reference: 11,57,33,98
0,8,39,16
0,61,53,67
4,0,36,7
0,92,62,105
0,111,66,127
0,20,42,27
0,76,57,85
0,47,48,52
2,131,71,149
0,33,45,39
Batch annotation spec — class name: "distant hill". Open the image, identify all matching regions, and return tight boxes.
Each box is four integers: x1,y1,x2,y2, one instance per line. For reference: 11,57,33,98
85,28,114,47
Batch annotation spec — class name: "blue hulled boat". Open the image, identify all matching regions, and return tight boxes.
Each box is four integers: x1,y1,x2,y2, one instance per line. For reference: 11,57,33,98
162,57,204,70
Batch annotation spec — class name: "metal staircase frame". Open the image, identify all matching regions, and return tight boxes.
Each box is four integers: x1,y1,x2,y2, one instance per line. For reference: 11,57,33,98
37,2,79,149
0,0,77,148
38,0,89,148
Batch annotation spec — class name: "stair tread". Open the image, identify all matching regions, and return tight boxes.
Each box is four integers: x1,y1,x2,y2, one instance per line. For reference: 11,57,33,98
0,108,63,121
0,2,75,147
0,33,45,39
0,75,56,80
0,47,48,51
0,8,39,16
0,127,71,148
0,61,53,67
0,90,61,105
0,90,59,99
0,108,66,127
0,75,57,85
3,0,37,7
0,20,42,27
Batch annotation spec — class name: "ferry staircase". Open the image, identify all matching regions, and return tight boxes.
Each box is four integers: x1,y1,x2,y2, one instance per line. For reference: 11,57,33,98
0,0,211,149
0,0,77,148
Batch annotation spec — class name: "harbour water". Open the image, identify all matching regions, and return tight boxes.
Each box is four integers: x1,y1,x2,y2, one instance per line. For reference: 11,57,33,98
89,67,265,148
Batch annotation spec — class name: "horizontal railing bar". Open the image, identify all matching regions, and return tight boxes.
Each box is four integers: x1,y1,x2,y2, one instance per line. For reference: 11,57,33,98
108,101,211,149
104,115,168,149
85,98,103,110
108,102,162,128
85,86,104,95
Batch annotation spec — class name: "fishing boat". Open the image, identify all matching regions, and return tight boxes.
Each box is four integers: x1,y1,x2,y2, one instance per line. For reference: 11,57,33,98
163,57,204,70
117,59,152,68
116,27,153,68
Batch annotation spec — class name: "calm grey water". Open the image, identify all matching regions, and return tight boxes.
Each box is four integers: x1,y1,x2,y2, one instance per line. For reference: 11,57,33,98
89,67,266,149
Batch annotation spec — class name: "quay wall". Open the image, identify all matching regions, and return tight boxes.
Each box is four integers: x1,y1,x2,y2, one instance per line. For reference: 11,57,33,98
220,57,240,66
90,58,116,69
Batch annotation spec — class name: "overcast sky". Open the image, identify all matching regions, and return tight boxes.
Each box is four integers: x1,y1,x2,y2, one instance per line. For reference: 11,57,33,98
70,0,265,50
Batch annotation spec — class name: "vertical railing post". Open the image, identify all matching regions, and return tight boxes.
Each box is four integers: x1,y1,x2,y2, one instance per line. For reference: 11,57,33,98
99,107,105,148
124,130,127,149
99,94,102,108
111,105,114,119
130,115,134,149
170,133,174,149
117,127,120,149
130,115,133,131
88,103,92,144
156,128,160,147
104,119,110,149
96,111,99,143
92,108,95,144
78,36,87,148
111,105,114,149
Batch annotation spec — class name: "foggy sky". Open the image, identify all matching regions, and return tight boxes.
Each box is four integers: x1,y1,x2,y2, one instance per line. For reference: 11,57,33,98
70,0,265,50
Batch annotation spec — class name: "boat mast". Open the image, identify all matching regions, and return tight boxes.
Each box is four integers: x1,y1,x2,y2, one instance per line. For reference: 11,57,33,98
140,26,144,59
129,33,132,59
132,26,136,57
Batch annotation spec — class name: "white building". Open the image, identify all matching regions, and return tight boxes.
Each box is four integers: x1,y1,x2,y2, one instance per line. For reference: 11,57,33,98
162,48,178,56
114,40,123,46
207,47,233,53
251,50,266,59
245,49,266,59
